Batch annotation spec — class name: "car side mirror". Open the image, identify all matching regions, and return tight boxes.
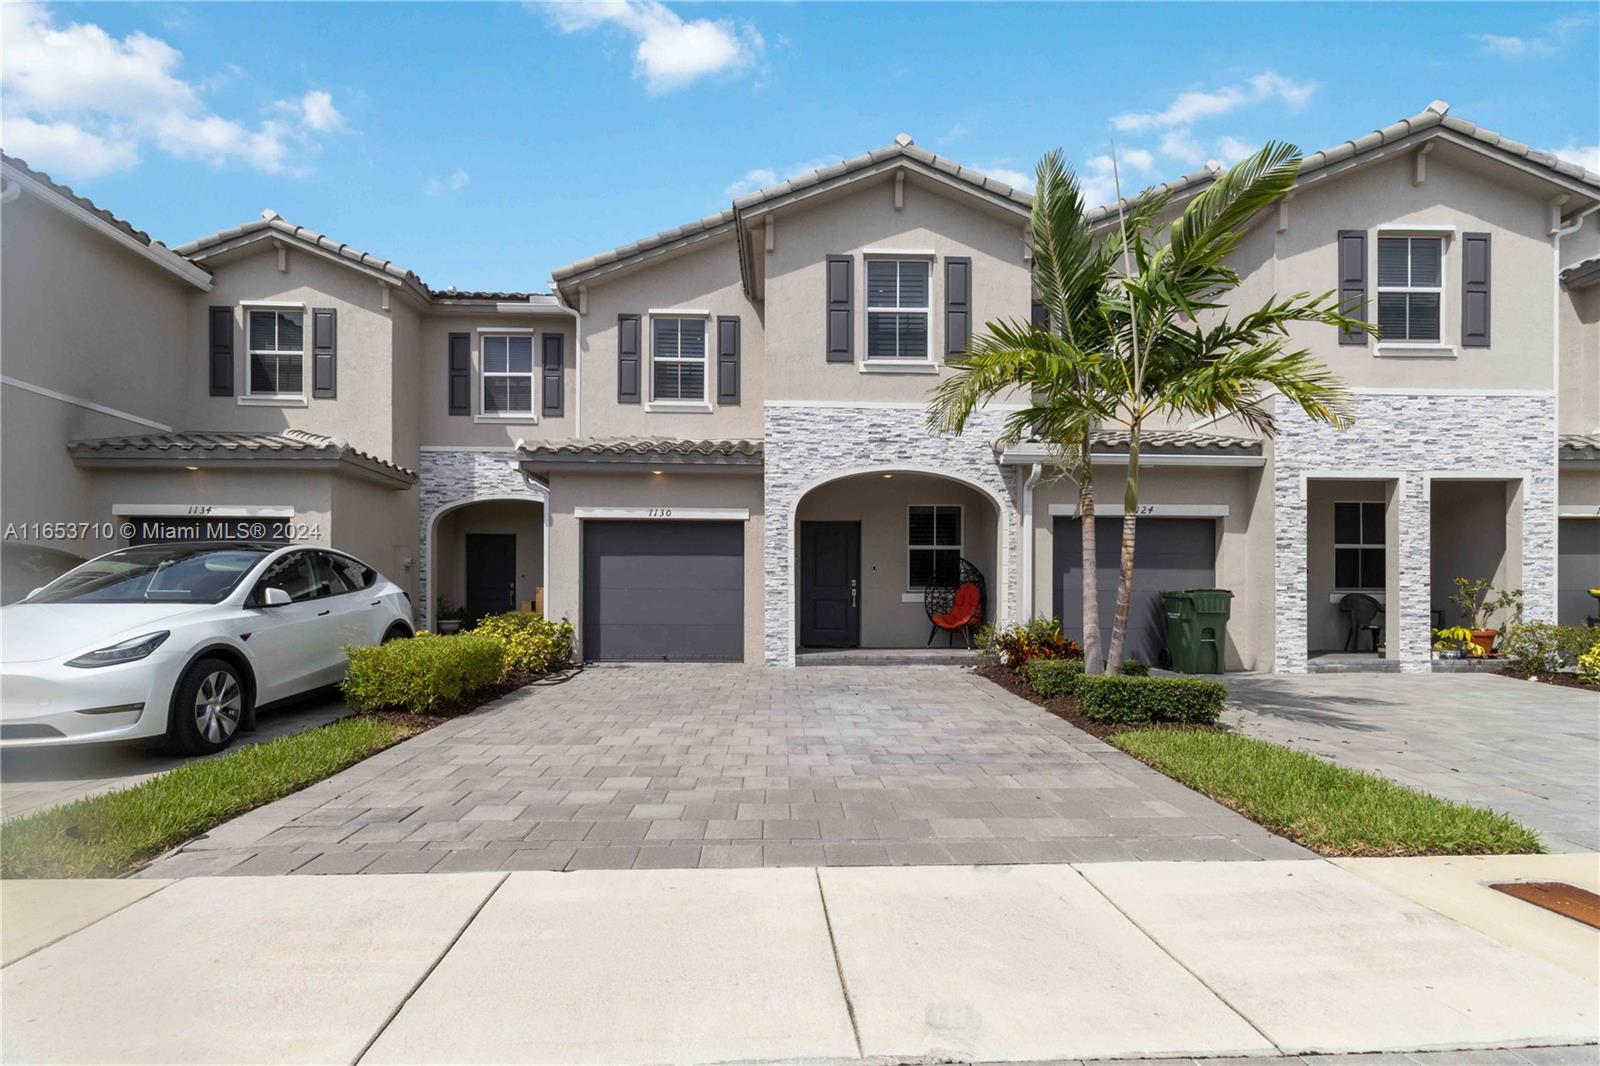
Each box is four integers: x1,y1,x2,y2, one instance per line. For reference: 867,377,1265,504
259,587,292,608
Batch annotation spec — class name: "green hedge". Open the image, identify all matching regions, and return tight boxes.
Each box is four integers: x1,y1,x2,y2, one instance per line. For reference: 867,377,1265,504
343,632,505,714
1025,657,1084,698
1074,674,1226,725
1498,622,1593,674
1120,659,1151,676
472,612,574,674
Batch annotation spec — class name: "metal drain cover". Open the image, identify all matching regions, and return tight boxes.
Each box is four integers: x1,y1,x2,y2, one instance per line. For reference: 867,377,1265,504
1489,881,1600,929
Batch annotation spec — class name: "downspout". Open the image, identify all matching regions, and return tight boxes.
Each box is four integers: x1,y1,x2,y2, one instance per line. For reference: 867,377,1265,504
1550,200,1599,622
1019,462,1043,622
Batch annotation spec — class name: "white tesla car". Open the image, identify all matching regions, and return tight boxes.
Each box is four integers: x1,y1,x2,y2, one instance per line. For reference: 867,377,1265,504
0,543,413,754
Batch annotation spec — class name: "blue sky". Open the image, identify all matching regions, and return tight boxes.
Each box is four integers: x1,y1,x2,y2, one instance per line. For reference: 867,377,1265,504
4,2,1596,292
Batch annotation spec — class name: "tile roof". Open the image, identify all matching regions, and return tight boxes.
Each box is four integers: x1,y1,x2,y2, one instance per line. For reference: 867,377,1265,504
519,438,763,464
1562,256,1600,288
67,429,416,481
549,209,739,283
1560,434,1600,461
1,151,162,250
1087,429,1262,456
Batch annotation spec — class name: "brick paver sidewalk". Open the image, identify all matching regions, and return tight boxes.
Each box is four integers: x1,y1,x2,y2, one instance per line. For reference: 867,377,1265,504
142,665,1310,876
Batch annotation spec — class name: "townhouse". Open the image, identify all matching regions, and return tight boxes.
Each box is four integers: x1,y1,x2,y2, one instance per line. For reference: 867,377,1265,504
2,100,1597,672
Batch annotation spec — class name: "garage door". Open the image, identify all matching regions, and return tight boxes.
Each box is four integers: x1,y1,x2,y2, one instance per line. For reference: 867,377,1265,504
1053,517,1216,666
582,520,743,662
1557,519,1599,625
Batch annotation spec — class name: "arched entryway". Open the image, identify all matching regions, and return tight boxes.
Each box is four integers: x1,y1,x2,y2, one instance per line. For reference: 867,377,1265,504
789,466,1005,655
423,493,548,630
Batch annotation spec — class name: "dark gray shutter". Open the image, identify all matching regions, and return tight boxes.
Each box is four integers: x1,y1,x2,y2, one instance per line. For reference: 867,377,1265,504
208,306,234,396
1337,230,1367,345
617,314,641,403
945,257,971,357
311,308,336,398
1461,232,1491,348
716,315,740,405
542,333,564,416
447,332,470,415
1031,301,1049,330
825,255,853,362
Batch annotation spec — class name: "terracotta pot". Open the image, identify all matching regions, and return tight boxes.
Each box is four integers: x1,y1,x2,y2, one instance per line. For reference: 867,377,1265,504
1468,629,1496,656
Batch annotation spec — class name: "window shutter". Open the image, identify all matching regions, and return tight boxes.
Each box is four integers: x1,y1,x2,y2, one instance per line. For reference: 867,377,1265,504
447,332,470,415
945,257,971,357
541,333,565,416
1030,301,1049,331
716,315,741,405
311,308,337,398
208,306,234,396
1461,232,1491,348
617,314,641,403
825,254,853,362
1337,230,1367,345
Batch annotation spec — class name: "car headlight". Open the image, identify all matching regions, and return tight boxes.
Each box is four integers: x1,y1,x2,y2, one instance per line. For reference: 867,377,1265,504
65,631,171,669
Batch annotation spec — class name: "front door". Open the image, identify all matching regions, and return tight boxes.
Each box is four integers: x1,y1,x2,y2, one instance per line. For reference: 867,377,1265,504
465,534,517,623
800,521,860,648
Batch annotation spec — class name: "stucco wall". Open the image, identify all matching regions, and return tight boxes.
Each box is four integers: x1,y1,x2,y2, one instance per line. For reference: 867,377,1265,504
415,313,578,447
1560,279,1599,434
433,499,544,613
330,476,419,604
1429,480,1516,628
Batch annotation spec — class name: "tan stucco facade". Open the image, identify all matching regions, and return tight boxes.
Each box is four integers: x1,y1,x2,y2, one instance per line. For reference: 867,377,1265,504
432,498,545,614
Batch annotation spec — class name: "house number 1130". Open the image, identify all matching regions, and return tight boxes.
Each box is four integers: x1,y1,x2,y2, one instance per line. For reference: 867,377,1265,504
648,507,673,518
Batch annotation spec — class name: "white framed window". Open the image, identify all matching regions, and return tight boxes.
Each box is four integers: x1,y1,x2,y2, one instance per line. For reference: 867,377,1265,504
907,504,961,589
651,315,708,402
481,334,535,416
1376,236,1443,343
866,258,931,360
246,308,304,397
1333,500,1385,590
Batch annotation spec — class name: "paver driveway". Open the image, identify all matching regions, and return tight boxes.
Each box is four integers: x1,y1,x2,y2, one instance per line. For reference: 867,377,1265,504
142,665,1309,876
1224,672,1600,852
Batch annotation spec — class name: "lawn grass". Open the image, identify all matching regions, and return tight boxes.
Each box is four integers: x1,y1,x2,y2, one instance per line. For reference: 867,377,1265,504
1,716,414,879
1110,729,1545,857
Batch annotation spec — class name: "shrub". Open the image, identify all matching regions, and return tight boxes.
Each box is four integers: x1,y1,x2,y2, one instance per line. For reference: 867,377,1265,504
1025,657,1084,698
343,632,505,714
472,612,574,675
1498,622,1592,674
1074,674,1226,726
982,618,1082,672
1120,659,1150,676
1579,640,1600,685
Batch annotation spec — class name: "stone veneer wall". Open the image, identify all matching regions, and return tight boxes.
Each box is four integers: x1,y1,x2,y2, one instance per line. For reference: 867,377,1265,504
763,403,1021,665
1273,392,1558,673
417,449,547,630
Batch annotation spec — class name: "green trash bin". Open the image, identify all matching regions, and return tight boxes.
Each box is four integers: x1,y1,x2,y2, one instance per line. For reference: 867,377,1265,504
1161,589,1233,674
1160,591,1200,674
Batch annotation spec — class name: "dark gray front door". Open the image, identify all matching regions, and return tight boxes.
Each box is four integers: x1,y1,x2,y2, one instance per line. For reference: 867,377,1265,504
465,533,516,622
800,522,860,648
1053,517,1216,666
1557,519,1599,625
582,521,743,662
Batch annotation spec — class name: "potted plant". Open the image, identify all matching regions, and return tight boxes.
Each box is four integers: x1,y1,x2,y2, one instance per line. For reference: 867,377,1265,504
1431,626,1480,660
434,599,467,634
1449,578,1523,656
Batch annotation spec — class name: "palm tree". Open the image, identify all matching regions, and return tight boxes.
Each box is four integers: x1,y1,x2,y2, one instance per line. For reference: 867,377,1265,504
1097,142,1362,670
926,150,1127,671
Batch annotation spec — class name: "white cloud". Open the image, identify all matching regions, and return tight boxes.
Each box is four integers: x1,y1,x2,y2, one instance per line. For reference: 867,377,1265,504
1079,153,1149,208
1214,136,1257,166
1159,129,1206,166
541,0,764,93
426,168,471,194
1112,71,1316,133
1472,14,1593,59
979,165,1035,193
721,155,841,198
0,4,344,180
1547,144,1600,174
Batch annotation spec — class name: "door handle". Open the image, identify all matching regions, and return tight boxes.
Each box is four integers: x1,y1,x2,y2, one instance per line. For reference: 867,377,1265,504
850,578,857,609
317,609,330,617
371,600,382,606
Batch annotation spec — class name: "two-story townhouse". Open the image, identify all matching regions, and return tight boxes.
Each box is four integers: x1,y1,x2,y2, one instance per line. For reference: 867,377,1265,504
3,100,1597,672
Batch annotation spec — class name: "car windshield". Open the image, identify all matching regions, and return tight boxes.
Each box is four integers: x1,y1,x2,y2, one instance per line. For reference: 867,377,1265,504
25,545,270,605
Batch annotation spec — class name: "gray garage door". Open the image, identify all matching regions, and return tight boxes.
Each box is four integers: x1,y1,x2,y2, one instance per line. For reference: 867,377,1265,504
582,520,743,662
1053,517,1216,666
1557,518,1599,625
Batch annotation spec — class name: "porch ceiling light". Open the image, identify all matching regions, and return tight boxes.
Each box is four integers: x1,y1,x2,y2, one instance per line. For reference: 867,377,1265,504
882,473,893,479
184,465,199,471
652,470,664,475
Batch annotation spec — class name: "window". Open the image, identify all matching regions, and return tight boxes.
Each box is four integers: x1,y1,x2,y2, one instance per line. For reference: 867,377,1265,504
252,552,321,604
482,334,535,415
324,552,377,592
1376,236,1443,342
652,316,707,401
908,505,961,589
1334,501,1385,590
866,259,930,359
247,309,304,396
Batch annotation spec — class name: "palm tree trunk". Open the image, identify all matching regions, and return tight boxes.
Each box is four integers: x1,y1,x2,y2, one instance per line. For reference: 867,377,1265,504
1078,442,1103,674
1105,435,1140,672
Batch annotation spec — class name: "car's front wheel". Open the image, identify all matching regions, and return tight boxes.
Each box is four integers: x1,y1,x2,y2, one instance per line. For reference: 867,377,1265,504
167,658,249,755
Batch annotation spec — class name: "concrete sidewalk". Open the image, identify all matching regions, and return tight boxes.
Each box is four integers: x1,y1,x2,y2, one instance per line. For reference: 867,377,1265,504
3,859,1597,1065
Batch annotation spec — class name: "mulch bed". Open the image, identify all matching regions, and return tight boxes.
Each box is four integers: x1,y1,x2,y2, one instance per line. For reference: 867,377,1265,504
1497,668,1600,692
974,663,1150,742
349,665,583,731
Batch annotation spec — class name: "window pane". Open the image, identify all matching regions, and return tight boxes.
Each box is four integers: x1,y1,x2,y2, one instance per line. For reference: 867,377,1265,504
1333,502,1361,544
1377,238,1409,286
484,336,507,373
1407,293,1440,341
249,310,276,350
314,553,353,596
1334,547,1361,589
934,506,961,546
933,548,960,585
507,336,533,373
507,377,532,412
908,506,935,547
249,352,277,394
1410,238,1442,287
653,318,679,359
895,312,927,358
277,312,303,351
1377,292,1408,339
1360,501,1385,544
866,260,898,308
259,554,318,603
898,261,929,308
677,361,704,399
484,378,508,412
867,312,899,358
1359,548,1386,589
909,549,936,589
277,356,302,395
679,318,706,357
